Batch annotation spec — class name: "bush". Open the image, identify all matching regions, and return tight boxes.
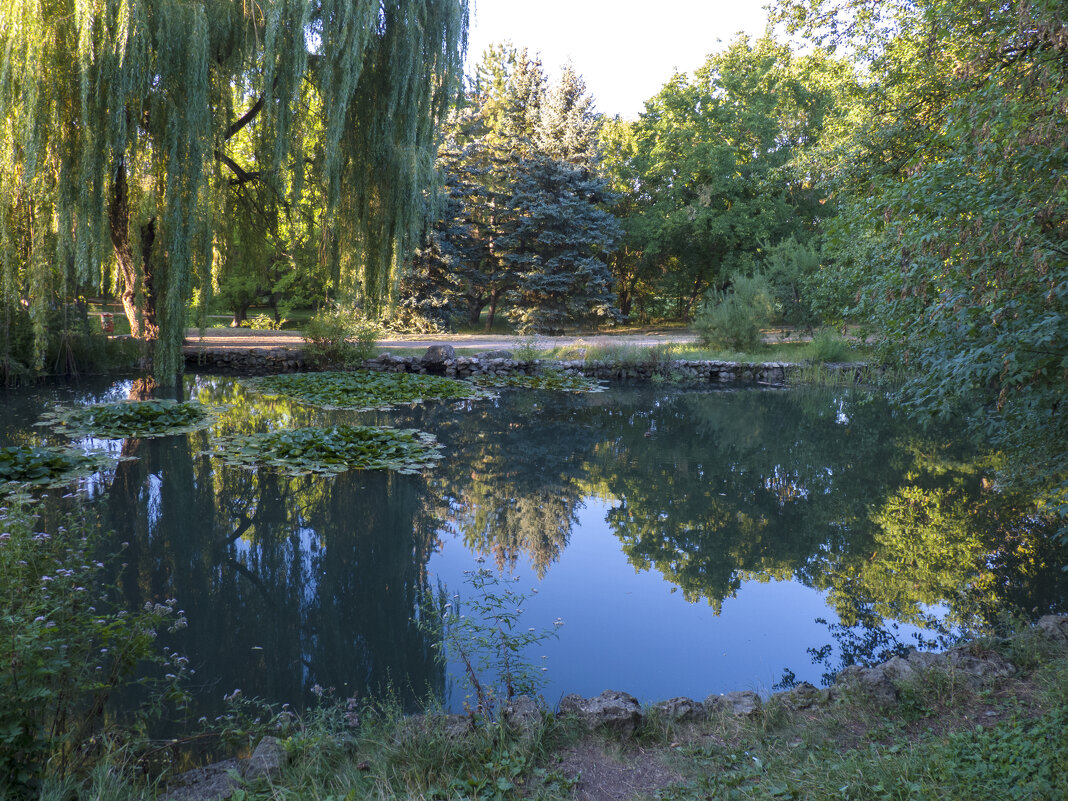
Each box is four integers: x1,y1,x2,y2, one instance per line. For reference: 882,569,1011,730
693,273,775,351
809,328,853,363
302,306,380,368
246,313,287,331
0,500,188,795
760,236,821,331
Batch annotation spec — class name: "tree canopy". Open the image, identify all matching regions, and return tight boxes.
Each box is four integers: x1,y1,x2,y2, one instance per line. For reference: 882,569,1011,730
773,0,1067,529
1,0,468,381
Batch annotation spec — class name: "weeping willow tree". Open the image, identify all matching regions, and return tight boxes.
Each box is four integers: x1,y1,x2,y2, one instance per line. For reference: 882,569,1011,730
0,0,468,382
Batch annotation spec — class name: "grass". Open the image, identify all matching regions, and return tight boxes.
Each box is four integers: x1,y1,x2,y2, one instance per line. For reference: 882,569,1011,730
39,623,1066,800
545,339,873,365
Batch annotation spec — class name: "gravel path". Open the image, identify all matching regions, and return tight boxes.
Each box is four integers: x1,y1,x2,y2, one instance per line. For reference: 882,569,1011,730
182,327,698,352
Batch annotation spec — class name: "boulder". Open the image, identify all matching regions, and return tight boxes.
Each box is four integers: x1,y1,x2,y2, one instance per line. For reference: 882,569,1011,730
944,649,1016,686
1036,614,1068,641
704,690,762,718
243,735,288,781
777,681,824,711
835,665,899,706
559,689,643,738
650,696,706,723
504,694,542,736
420,344,456,367
160,759,242,801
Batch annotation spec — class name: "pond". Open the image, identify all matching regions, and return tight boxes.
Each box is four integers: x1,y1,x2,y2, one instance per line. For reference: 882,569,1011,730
2,374,1066,725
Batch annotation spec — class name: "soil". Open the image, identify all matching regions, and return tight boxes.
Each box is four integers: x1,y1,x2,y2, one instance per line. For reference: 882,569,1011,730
551,741,685,801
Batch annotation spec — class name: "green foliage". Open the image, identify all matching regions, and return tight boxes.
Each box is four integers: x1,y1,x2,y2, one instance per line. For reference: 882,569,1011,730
246,370,484,411
775,0,1068,535
693,273,776,351
760,236,822,330
470,370,604,393
301,307,380,368
0,0,469,383
208,424,443,476
404,46,620,334
0,446,99,488
0,501,188,795
501,154,622,334
246,313,288,331
808,329,852,363
435,565,561,718
619,36,857,319
39,399,212,439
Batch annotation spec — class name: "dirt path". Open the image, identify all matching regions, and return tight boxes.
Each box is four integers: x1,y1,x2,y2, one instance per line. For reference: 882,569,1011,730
182,327,698,352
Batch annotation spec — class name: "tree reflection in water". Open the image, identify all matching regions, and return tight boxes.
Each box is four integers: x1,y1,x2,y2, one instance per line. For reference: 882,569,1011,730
4,377,1064,719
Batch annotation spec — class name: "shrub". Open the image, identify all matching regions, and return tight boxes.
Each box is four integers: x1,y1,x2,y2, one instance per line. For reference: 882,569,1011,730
809,328,853,363
693,273,775,351
0,500,188,795
302,306,380,368
246,313,287,331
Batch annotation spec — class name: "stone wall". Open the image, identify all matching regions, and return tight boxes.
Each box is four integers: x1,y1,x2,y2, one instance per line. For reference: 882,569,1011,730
184,346,869,386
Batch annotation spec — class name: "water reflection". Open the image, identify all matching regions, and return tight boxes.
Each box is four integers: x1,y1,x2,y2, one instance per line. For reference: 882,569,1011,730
1,377,1064,716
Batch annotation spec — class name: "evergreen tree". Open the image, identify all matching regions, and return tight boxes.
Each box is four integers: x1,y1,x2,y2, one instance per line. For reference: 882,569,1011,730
501,155,621,334
537,63,600,167
400,45,621,333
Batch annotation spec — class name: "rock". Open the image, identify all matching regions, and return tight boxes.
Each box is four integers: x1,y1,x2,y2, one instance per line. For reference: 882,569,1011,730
777,681,823,711
160,759,243,801
906,650,947,671
402,712,472,741
704,690,762,718
475,349,513,360
944,649,1016,686
504,694,542,735
243,735,288,781
420,344,456,366
1036,614,1068,641
559,689,643,738
835,665,899,706
651,696,706,723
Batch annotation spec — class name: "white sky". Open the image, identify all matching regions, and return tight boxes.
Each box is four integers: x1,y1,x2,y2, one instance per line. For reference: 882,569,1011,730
466,0,771,119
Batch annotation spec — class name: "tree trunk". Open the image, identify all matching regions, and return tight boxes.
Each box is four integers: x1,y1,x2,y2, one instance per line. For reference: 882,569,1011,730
485,288,501,331
466,294,486,327
108,159,160,341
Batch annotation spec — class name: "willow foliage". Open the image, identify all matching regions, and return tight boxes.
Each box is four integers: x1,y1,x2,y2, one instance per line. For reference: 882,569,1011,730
0,0,468,382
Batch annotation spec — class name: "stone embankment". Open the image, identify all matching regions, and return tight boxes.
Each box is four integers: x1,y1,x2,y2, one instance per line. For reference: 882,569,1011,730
185,342,868,386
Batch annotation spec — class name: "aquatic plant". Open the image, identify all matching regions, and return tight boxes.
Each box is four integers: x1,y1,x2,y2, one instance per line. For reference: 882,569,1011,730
208,425,443,476
39,399,213,439
470,370,604,393
0,445,103,488
245,370,486,410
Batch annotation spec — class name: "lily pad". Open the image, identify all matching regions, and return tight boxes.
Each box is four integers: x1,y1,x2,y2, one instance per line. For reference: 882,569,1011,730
244,370,487,411
470,370,604,393
39,399,214,439
0,445,108,489
207,425,443,476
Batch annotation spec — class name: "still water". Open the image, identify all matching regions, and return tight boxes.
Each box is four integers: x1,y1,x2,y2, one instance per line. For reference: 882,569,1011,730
2,375,1065,720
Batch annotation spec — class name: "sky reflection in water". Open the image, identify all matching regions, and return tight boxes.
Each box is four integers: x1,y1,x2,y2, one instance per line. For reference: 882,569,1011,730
2,375,1065,722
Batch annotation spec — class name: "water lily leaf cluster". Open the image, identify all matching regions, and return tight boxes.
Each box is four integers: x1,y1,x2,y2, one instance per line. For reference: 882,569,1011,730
244,371,486,410
39,400,214,439
208,425,443,476
0,445,107,489
470,370,604,393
